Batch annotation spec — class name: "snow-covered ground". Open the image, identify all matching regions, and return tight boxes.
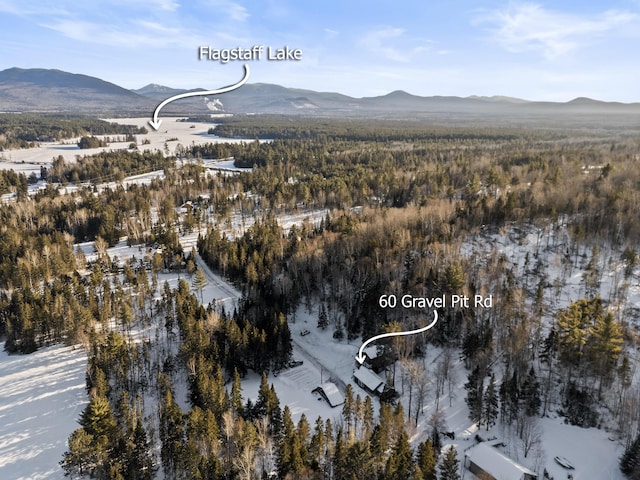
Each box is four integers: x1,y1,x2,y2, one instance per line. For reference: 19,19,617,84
0,117,254,176
2,153,637,480
0,345,87,480
462,221,640,325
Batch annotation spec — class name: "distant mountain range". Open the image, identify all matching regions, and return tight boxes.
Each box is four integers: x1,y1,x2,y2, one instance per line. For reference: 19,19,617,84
1,67,639,125
0,68,155,113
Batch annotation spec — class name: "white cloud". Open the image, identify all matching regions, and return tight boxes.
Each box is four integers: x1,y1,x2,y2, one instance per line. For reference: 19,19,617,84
108,0,180,12
477,3,640,60
359,27,434,62
0,0,179,15
0,0,69,15
324,28,339,39
201,0,249,22
134,20,181,35
153,0,180,11
43,19,208,48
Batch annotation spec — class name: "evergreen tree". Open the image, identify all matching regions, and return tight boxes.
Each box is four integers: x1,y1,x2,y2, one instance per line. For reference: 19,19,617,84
254,372,271,418
125,418,154,480
317,303,328,330
362,395,375,441
483,373,499,430
192,268,208,303
342,384,355,441
416,438,436,480
230,368,244,418
590,311,623,387
333,429,348,480
464,365,484,424
344,440,376,479
60,428,100,477
438,445,461,480
556,298,596,372
159,390,184,476
520,366,541,417
384,430,413,480
620,433,640,479
80,395,117,441
277,405,303,477
297,414,311,467
500,369,519,425
309,416,326,471
369,424,388,476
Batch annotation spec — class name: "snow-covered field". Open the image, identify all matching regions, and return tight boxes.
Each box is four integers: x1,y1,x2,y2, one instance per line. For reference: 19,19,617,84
0,345,87,480
0,117,253,176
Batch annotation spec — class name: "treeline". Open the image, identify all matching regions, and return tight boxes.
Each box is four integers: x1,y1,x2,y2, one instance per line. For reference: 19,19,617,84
213,115,539,142
0,113,146,150
78,136,109,149
0,169,28,195
45,150,173,184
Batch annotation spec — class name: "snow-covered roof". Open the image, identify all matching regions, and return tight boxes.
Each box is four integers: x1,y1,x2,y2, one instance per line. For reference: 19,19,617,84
315,382,344,407
353,366,385,393
465,442,536,480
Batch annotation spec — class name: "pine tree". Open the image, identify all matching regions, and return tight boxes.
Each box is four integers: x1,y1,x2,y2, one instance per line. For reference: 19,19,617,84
267,387,283,437
345,440,376,479
159,390,184,476
255,372,271,418
438,445,461,480
297,414,311,466
590,311,623,387
333,428,348,479
125,418,154,480
317,303,328,330
309,416,326,471
277,405,300,477
620,432,640,479
483,373,499,430
556,297,601,376
520,366,541,417
369,424,388,476
60,428,100,477
384,430,413,480
465,365,484,424
342,384,355,441
81,395,117,440
230,368,244,417
192,268,207,303
362,395,375,440
416,438,436,480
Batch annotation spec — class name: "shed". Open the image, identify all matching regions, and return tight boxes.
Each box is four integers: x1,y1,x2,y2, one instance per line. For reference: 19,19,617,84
464,442,537,480
352,366,385,395
312,382,344,408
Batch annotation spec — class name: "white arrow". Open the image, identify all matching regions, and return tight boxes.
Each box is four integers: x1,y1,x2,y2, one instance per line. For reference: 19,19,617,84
148,64,250,131
355,310,438,365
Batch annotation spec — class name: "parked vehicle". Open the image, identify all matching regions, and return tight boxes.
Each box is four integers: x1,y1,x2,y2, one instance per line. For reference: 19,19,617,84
554,456,575,469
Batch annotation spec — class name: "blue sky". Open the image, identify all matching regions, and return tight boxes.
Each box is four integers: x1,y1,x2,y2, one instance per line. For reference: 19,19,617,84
1,0,639,101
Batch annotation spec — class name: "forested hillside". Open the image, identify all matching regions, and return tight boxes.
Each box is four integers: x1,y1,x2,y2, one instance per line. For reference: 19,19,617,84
1,116,639,479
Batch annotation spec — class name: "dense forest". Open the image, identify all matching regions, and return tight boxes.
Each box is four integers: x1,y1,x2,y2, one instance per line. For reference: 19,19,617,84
0,116,639,479
0,113,146,150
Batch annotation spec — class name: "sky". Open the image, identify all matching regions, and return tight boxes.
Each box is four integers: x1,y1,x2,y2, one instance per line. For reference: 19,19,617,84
1,0,639,102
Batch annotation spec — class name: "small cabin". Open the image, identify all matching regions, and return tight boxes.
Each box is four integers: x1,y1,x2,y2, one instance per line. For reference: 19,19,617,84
352,366,385,396
464,442,537,480
312,382,344,408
